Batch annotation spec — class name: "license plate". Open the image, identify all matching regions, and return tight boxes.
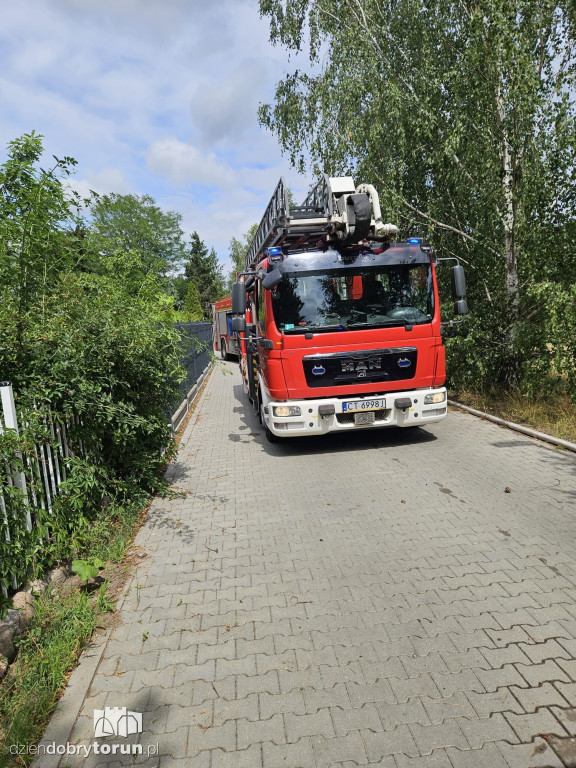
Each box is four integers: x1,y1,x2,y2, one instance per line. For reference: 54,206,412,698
342,398,386,413
355,411,375,425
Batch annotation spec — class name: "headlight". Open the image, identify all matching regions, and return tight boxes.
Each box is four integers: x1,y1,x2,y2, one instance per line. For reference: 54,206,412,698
424,392,446,404
273,405,302,417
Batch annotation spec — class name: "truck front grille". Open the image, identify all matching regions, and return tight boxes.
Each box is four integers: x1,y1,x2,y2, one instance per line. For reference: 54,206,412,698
303,347,417,388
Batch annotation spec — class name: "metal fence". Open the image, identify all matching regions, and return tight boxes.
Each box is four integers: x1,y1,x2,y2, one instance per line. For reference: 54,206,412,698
0,325,212,594
0,383,79,596
170,322,213,430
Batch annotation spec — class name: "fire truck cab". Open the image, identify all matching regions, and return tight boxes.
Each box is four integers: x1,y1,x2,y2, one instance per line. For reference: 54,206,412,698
230,175,468,441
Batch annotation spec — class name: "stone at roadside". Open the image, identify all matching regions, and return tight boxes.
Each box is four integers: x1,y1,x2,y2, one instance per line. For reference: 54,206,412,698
12,590,36,622
0,609,26,663
48,566,69,586
26,578,47,597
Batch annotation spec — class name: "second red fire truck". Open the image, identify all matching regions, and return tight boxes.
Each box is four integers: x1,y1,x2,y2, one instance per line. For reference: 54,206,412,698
213,296,239,360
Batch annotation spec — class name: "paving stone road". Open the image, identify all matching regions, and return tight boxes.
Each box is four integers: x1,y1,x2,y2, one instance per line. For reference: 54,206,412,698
43,362,576,767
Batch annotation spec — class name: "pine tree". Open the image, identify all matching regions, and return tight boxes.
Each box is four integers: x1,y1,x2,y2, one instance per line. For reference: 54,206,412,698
185,231,225,316
182,281,203,321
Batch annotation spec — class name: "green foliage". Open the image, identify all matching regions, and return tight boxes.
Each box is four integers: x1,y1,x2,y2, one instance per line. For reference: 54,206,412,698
170,274,189,311
0,133,186,592
0,589,97,765
522,282,576,397
87,193,187,278
445,279,576,401
73,496,143,564
0,132,83,319
96,581,114,613
182,281,203,321
184,231,225,316
227,223,257,291
260,0,576,395
1,263,182,481
0,594,11,621
71,558,105,583
0,415,54,590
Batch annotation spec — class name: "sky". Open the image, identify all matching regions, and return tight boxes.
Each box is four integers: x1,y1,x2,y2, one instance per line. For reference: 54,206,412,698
0,0,311,274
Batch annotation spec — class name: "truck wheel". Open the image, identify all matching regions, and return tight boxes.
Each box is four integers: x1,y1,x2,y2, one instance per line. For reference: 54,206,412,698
260,402,281,443
220,339,228,360
264,422,281,443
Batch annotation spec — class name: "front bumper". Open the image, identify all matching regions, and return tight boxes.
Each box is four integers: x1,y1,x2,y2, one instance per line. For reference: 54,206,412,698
262,387,447,437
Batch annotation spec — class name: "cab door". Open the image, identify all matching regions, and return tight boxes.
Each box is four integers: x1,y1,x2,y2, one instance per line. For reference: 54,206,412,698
255,278,271,392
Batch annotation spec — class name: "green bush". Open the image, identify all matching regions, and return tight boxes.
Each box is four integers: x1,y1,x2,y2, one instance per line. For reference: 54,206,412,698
0,133,185,594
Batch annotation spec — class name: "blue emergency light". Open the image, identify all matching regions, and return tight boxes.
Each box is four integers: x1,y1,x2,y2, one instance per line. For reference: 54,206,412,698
408,238,421,244
267,246,284,262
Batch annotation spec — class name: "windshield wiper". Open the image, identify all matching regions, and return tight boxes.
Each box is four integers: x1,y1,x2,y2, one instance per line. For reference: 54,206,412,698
283,323,343,334
346,320,403,329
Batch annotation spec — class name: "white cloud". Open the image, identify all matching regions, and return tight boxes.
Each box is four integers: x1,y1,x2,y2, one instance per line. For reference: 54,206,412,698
146,137,236,188
67,168,133,201
0,0,313,268
190,58,279,146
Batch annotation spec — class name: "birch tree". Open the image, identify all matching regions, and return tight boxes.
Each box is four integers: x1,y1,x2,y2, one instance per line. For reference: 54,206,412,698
259,0,576,391
227,223,258,291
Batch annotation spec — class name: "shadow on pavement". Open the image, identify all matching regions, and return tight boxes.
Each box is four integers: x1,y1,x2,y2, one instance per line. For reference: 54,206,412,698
230,383,438,456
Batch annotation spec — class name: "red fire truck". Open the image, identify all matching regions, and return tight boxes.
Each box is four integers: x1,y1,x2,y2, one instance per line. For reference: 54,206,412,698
213,296,239,359
231,175,467,442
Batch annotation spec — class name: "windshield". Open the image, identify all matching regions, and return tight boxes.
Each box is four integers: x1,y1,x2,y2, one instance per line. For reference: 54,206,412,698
271,265,434,333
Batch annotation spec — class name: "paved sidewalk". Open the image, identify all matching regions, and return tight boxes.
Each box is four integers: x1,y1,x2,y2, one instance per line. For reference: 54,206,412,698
43,362,576,767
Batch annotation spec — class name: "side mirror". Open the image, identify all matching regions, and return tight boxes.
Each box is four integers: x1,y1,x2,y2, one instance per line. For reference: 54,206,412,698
450,265,466,300
262,268,282,290
454,299,468,316
231,282,246,314
231,316,246,332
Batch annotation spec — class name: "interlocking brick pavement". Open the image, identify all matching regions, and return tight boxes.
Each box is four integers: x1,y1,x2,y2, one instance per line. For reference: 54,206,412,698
38,363,576,767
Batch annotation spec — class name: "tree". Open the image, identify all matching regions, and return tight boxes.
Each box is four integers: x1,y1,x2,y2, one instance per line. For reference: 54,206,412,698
259,0,576,392
88,193,187,279
227,223,258,291
169,274,188,311
184,231,225,317
0,133,184,501
0,132,83,317
182,281,203,321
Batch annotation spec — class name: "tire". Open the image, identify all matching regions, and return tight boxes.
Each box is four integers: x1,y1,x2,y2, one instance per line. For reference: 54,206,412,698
264,422,281,443
220,339,228,360
260,401,281,443
346,193,372,242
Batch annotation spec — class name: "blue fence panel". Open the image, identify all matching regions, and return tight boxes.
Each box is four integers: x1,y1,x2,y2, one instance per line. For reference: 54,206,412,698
170,322,213,417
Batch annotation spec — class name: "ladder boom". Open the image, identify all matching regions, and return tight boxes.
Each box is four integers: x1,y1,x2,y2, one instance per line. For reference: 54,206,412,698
244,174,398,271
245,177,291,272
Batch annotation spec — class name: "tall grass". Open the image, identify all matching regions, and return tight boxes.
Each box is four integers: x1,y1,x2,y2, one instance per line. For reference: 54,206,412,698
451,383,576,444
0,590,97,766
0,492,150,767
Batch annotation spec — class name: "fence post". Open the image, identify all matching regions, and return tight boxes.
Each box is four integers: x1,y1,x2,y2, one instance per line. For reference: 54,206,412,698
1,381,18,433
0,381,32,531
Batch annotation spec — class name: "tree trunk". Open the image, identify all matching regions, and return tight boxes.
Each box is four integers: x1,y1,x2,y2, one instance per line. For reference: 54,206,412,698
496,67,520,388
